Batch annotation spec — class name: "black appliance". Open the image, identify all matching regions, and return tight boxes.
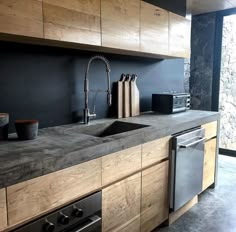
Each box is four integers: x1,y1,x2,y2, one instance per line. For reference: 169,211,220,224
15,192,102,232
152,93,190,114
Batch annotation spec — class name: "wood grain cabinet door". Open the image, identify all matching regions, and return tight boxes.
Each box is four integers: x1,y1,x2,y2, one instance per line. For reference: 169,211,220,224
101,0,140,51
7,158,102,226
102,145,142,186
43,0,101,45
142,136,170,169
202,138,217,191
202,121,217,141
0,0,43,37
102,173,141,232
141,161,169,232
0,188,7,231
169,12,191,58
140,1,169,55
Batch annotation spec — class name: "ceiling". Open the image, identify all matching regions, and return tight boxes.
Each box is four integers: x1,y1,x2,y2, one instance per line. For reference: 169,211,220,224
187,0,236,15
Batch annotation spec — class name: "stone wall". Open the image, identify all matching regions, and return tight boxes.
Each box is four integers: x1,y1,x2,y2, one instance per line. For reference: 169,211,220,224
190,13,216,111
219,15,236,150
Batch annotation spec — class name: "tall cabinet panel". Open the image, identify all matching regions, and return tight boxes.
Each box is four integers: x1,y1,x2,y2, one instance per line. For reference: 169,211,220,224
141,161,169,232
101,0,140,51
43,0,101,45
0,188,7,231
140,1,169,55
0,0,43,37
169,12,191,58
102,173,141,232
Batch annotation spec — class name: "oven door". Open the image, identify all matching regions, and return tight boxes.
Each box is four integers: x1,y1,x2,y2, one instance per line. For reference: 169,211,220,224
170,128,205,211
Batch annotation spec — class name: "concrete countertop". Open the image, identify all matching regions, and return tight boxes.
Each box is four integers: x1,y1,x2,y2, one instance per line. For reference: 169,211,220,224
0,110,219,188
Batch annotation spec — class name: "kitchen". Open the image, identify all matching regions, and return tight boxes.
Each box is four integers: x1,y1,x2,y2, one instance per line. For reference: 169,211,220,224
0,0,235,232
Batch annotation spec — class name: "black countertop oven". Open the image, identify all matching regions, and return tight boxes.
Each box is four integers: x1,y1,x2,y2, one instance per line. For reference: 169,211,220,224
152,93,190,114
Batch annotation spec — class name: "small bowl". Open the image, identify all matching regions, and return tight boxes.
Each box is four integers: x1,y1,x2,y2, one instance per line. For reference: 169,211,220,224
15,120,39,140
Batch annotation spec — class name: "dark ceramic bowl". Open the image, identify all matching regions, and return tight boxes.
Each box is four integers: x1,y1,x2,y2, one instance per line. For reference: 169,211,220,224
0,113,9,140
15,120,39,140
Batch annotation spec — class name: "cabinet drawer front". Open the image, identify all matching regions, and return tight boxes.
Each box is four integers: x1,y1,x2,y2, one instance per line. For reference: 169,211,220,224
141,161,169,232
202,121,217,141
202,138,217,191
102,173,141,232
140,1,169,55
102,145,142,186
7,159,102,226
142,136,170,168
0,188,7,231
0,0,43,38
43,0,101,45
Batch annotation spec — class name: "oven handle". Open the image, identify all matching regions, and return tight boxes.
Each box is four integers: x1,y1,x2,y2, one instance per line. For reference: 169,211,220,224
179,137,205,148
75,215,101,232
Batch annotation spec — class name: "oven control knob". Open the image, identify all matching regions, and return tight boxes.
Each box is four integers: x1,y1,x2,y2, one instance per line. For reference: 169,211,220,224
72,207,83,218
44,220,55,232
59,212,70,225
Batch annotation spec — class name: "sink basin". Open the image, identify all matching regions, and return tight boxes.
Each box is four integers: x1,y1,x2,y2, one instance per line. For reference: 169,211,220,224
79,121,149,137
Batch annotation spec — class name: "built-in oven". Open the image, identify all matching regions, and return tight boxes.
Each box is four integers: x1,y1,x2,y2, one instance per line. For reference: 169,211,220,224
15,192,102,232
170,128,205,212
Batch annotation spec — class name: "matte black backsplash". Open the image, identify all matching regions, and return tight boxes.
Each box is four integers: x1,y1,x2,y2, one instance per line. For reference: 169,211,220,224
0,42,184,132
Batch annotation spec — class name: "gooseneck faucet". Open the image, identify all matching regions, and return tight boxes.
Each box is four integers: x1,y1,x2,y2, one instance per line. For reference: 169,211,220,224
84,55,112,124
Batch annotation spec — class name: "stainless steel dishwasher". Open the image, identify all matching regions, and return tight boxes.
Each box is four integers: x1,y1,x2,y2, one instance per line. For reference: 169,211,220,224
170,127,205,212
15,192,102,232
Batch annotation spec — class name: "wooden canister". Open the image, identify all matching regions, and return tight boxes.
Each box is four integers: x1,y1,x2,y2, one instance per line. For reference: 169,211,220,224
0,113,9,140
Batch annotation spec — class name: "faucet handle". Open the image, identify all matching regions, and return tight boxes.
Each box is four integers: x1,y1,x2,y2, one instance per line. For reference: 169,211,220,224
107,92,112,106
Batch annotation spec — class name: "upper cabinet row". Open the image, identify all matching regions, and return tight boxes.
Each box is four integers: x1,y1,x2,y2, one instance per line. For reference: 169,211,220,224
0,0,191,58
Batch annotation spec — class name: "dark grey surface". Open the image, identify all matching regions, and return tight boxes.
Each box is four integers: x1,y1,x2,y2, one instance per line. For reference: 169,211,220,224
144,0,186,17
155,155,236,232
0,42,185,133
0,110,219,188
190,13,217,111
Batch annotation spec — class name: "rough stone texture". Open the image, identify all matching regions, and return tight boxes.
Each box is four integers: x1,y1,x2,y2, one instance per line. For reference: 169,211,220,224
219,15,236,150
190,13,217,111
155,155,236,232
184,58,190,93
0,110,219,188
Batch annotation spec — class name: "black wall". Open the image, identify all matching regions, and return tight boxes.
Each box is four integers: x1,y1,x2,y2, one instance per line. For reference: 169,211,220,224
0,42,184,132
144,0,186,16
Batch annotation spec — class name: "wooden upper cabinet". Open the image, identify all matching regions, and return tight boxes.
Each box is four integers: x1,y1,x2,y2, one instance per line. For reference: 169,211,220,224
169,12,191,58
0,188,7,231
140,1,169,55
43,0,101,45
102,173,141,232
0,0,43,38
101,0,140,51
141,161,169,232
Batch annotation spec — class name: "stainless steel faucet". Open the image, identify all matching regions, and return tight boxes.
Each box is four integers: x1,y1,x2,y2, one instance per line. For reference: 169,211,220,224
84,55,112,124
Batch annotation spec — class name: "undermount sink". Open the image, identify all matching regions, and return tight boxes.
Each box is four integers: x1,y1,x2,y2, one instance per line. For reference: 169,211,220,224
79,121,149,137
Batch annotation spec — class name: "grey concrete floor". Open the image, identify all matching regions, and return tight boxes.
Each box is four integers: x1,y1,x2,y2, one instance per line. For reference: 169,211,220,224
155,155,236,232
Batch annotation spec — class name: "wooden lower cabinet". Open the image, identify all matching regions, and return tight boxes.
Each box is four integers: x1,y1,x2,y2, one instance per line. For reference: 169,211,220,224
141,161,169,232
142,136,170,168
102,173,141,232
0,188,7,231
202,138,217,191
202,121,217,141
7,158,102,226
102,145,141,186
